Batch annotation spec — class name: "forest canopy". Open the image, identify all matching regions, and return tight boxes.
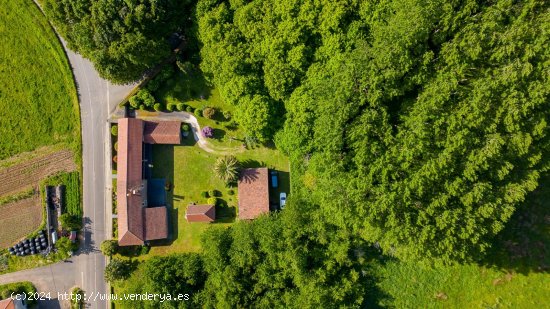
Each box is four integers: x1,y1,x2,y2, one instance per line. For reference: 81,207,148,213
42,0,195,83
197,0,550,261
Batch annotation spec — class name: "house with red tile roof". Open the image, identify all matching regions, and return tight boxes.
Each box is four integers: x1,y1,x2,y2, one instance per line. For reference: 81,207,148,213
116,118,180,246
237,168,270,220
185,204,216,222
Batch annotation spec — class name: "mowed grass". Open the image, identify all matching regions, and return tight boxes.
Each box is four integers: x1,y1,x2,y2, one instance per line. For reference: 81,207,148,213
374,175,550,308
147,139,289,256
0,0,80,161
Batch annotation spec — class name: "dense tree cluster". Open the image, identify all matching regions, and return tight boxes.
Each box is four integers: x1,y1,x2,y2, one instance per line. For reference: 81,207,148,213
197,0,550,261
117,204,373,308
276,0,550,261
197,0,368,141
42,0,194,83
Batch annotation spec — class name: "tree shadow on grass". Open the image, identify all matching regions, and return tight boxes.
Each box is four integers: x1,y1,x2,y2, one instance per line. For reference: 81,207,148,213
479,173,550,275
214,198,236,223
149,145,178,247
160,68,213,103
181,133,197,147
212,128,226,142
240,159,265,169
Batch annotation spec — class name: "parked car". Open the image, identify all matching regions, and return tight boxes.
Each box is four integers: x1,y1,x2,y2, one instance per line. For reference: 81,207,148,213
279,192,287,209
270,170,279,188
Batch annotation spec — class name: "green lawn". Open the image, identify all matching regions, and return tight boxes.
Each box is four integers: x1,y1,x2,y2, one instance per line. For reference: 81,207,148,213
0,0,80,161
147,138,289,256
375,261,549,308
373,175,550,308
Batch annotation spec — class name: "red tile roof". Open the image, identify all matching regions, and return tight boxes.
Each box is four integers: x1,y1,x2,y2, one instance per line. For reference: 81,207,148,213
144,207,168,240
116,118,180,246
238,168,270,220
117,118,145,246
0,299,14,309
144,121,181,144
186,204,215,222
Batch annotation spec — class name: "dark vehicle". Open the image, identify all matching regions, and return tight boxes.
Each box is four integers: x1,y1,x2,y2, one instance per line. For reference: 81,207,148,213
270,170,278,188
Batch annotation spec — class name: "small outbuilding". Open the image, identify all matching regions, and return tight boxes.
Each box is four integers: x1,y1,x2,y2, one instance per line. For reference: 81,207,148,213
185,204,216,222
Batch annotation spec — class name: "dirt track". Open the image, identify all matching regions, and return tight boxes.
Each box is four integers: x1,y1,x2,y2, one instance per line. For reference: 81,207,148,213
0,195,43,248
0,149,76,197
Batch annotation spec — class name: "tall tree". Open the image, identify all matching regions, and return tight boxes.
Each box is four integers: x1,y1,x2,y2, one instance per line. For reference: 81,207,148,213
42,0,194,83
279,0,550,262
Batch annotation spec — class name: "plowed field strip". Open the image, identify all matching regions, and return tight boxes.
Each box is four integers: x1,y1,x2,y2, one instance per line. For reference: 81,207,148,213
0,195,42,248
0,149,76,197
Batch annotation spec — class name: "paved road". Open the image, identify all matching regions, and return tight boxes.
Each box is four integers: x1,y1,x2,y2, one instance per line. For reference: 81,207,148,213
0,260,77,308
0,42,135,309
66,43,136,309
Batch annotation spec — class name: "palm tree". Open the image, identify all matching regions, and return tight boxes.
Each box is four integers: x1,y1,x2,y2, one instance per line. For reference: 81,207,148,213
214,156,240,184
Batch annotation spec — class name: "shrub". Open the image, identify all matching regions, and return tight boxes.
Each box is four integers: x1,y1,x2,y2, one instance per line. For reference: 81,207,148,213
113,141,118,152
181,124,190,132
56,237,77,257
223,110,232,120
225,120,238,131
70,287,84,309
176,102,185,111
227,189,235,196
100,240,118,256
194,108,203,117
201,191,209,198
140,245,150,255
202,126,213,138
154,103,162,111
214,156,240,184
139,104,146,110
203,107,216,119
111,125,118,136
207,197,217,206
104,259,134,282
208,190,216,197
128,96,141,109
137,89,155,108
186,105,195,113
59,213,82,230
167,103,175,112
113,155,118,163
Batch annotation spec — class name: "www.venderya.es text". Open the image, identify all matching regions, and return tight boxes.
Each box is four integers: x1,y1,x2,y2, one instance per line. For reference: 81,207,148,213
12,292,190,303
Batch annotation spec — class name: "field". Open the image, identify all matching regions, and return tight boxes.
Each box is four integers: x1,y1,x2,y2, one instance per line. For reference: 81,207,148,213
42,171,82,217
373,175,550,308
0,149,78,250
0,149,76,197
0,195,43,249
0,0,80,161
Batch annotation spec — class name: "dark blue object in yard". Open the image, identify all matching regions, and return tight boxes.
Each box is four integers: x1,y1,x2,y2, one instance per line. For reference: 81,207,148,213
148,178,167,207
271,171,278,188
